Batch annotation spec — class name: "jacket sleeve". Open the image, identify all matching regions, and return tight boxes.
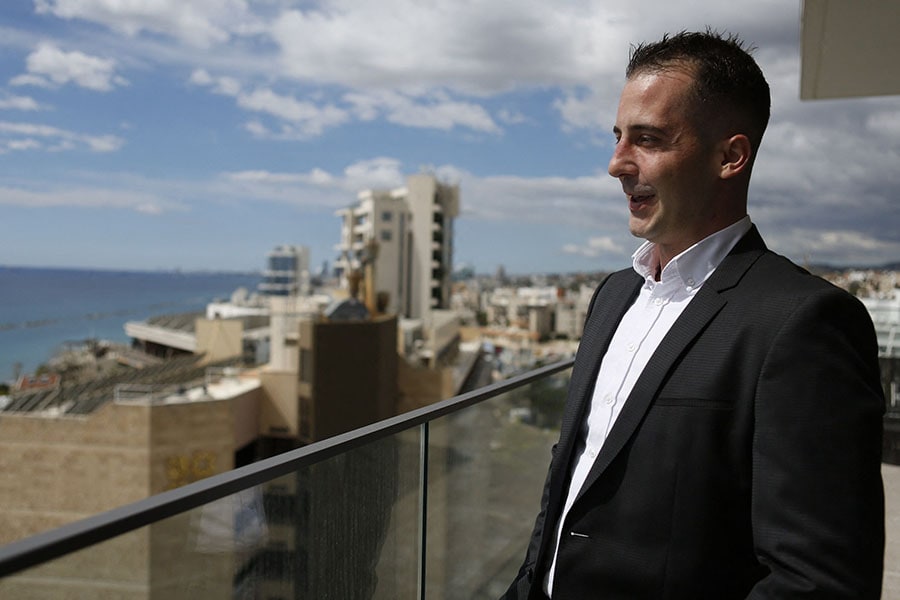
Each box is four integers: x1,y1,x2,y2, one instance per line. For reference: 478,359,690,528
747,288,885,598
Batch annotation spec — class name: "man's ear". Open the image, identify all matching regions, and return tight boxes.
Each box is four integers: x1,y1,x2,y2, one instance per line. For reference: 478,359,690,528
718,134,752,179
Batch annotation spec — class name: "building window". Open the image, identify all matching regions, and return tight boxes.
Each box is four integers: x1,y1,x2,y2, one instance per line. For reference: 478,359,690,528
381,230,393,242
381,211,392,222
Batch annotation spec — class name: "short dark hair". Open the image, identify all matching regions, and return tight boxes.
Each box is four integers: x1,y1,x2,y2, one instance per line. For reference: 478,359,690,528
626,29,771,153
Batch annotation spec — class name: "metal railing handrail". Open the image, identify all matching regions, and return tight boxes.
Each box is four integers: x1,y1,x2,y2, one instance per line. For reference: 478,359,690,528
0,358,574,578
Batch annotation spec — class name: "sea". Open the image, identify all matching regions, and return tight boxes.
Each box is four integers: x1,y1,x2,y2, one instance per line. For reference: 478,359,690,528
0,266,261,383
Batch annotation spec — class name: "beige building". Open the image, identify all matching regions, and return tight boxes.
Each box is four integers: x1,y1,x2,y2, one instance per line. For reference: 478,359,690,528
0,350,262,599
334,173,460,322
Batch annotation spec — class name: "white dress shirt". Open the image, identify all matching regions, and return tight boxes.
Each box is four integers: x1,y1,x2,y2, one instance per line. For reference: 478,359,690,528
545,216,752,596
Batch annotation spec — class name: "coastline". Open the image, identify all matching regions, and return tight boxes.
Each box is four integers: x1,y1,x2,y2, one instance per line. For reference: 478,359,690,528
0,266,260,382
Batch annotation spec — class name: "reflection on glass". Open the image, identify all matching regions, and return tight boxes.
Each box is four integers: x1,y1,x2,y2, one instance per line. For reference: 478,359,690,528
0,430,421,600
425,368,572,599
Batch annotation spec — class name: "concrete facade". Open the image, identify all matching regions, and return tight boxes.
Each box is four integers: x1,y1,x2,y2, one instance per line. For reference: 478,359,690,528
0,381,263,598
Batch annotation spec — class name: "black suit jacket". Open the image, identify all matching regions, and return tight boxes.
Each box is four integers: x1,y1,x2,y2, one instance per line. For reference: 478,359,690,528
504,227,885,599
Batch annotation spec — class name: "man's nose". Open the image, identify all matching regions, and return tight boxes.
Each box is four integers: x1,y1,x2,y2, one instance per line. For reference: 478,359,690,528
608,141,635,179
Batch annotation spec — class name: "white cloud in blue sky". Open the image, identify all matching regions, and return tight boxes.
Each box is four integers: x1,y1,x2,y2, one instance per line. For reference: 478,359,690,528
1,0,899,273
0,120,124,152
12,43,128,91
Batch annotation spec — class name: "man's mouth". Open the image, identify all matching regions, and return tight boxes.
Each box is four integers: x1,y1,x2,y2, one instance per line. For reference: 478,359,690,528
628,194,655,204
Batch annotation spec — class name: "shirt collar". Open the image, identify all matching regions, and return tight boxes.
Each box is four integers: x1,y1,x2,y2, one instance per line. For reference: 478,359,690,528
632,216,752,290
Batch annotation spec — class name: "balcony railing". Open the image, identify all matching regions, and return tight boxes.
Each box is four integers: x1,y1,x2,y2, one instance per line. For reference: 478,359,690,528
0,359,575,599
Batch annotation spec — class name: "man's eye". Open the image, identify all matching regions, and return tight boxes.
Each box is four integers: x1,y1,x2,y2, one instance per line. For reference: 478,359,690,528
638,135,657,144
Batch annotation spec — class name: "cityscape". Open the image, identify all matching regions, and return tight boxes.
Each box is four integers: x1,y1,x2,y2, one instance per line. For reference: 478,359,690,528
1,0,899,597
1,172,899,598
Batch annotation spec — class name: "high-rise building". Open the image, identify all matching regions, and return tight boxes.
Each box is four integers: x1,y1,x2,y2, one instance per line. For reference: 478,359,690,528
258,245,310,297
335,190,409,316
334,174,459,321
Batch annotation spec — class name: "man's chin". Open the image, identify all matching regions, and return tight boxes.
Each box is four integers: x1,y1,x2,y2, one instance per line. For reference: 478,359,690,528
628,218,654,241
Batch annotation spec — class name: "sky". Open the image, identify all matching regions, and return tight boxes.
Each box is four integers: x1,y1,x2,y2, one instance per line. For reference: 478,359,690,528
1,0,899,275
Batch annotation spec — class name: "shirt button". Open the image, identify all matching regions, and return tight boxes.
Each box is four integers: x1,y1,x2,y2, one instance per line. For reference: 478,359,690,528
686,277,695,286
654,297,663,306
627,343,635,352
589,448,598,458
604,393,614,405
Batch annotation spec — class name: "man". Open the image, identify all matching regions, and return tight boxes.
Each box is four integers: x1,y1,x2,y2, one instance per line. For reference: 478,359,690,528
503,31,884,599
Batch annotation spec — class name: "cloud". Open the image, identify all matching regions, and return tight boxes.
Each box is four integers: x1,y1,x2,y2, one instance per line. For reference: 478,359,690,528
497,108,528,125
344,90,500,133
190,69,348,138
192,69,498,136
222,157,406,207
563,236,628,258
0,94,43,111
343,157,407,190
867,109,900,137
14,2,811,102
0,184,186,214
11,44,127,91
459,171,624,225
6,139,42,151
34,0,259,48
236,88,348,136
20,2,806,139
189,69,239,95
0,121,124,153
772,229,900,267
268,1,598,95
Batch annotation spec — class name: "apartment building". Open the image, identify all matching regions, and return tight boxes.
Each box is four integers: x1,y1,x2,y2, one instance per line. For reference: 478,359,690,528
258,244,310,297
334,174,460,322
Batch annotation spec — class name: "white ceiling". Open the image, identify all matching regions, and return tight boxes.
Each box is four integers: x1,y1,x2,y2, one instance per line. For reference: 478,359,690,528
800,0,900,100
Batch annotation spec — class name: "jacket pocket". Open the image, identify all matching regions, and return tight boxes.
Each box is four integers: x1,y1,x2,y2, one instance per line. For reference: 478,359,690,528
653,396,732,409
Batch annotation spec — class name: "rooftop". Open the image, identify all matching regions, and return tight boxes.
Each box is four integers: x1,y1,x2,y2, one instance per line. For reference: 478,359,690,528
0,353,241,417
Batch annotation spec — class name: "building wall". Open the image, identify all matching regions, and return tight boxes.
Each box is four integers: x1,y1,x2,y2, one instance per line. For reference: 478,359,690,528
147,400,237,600
268,295,302,372
0,395,241,598
306,315,398,441
259,369,300,438
0,403,153,546
369,194,410,317
317,315,397,439
397,358,455,414
528,305,553,340
194,318,244,363
406,174,459,322
148,400,236,493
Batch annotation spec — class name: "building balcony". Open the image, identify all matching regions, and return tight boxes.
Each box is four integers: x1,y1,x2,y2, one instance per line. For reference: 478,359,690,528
1,360,899,598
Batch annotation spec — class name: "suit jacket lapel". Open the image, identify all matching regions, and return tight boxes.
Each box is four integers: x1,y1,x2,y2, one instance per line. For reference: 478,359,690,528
546,271,641,518
573,227,768,503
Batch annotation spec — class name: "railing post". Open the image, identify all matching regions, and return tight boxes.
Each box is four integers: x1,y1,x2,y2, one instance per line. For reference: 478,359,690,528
417,421,429,600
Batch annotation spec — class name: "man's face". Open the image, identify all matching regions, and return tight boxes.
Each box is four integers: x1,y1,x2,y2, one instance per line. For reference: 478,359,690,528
608,68,723,262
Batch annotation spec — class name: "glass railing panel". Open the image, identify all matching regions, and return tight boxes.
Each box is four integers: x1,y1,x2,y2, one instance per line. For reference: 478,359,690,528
0,429,422,600
425,366,572,599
